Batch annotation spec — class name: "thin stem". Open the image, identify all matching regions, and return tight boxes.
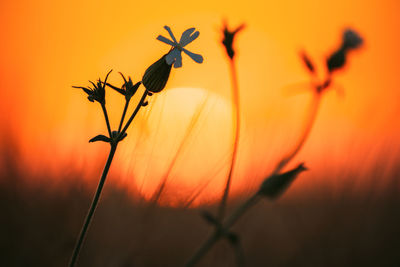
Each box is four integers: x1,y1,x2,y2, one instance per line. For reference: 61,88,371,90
186,82,325,267
120,88,148,137
69,144,118,267
184,194,259,267
118,99,130,133
184,231,219,267
273,92,322,174
151,95,208,204
218,58,241,220
224,194,259,229
101,103,112,137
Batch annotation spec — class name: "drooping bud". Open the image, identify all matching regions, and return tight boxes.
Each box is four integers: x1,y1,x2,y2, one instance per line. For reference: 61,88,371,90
142,54,172,93
258,163,307,199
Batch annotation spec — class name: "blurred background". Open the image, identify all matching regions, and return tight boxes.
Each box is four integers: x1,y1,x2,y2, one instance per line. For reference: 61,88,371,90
1,0,399,266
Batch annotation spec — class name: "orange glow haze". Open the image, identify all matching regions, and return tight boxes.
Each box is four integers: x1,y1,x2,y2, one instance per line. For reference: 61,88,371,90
1,0,399,205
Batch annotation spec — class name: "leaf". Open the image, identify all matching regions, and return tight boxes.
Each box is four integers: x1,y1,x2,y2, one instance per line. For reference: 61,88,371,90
300,50,315,74
259,163,307,199
89,135,111,143
118,132,128,142
106,83,126,96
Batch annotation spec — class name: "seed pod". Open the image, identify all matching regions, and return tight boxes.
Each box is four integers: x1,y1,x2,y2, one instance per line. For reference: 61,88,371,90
142,54,172,93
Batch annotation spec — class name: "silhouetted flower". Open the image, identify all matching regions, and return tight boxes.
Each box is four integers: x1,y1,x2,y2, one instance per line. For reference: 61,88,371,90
327,47,346,73
222,21,245,59
73,70,112,104
142,54,172,93
343,29,363,50
157,25,203,68
106,73,141,101
259,163,307,199
327,28,363,73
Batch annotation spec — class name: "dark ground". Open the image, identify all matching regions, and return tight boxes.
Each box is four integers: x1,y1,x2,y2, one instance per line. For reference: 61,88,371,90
1,141,400,267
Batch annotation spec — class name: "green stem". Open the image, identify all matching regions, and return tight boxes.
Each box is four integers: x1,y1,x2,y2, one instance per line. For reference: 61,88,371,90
101,103,112,137
118,99,130,133
69,143,118,267
218,58,240,220
120,88,148,137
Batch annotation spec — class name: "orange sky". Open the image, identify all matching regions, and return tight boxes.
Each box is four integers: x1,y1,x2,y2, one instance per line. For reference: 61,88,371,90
1,0,399,205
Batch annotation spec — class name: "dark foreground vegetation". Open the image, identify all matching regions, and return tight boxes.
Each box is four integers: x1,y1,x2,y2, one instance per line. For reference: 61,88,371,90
1,140,399,267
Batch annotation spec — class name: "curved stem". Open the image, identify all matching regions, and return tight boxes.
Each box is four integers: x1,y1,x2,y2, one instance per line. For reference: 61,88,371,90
69,144,118,267
218,58,241,220
101,103,112,137
120,88,148,137
274,92,321,174
186,85,324,267
118,99,130,133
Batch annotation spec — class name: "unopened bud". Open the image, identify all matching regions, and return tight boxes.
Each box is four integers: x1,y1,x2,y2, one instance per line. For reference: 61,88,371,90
142,54,172,93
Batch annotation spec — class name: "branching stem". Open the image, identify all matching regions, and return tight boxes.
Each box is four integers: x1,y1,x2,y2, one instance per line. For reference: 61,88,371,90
70,89,148,266
118,99,130,133
101,103,112,137
120,88,148,137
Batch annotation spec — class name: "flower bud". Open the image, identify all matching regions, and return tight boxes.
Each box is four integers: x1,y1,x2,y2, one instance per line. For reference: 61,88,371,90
258,163,307,199
326,47,346,73
142,54,172,93
342,29,363,50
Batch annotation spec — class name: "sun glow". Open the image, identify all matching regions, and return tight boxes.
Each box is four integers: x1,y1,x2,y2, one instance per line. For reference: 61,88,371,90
116,87,234,205
1,0,399,207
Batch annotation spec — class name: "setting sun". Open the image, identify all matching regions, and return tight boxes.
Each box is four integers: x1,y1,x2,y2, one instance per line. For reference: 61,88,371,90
117,87,233,205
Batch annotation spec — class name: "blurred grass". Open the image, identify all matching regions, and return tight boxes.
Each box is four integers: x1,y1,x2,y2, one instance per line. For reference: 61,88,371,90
1,138,400,267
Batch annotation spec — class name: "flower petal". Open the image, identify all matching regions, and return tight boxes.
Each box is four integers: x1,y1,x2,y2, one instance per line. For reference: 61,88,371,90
165,48,180,65
180,30,200,47
164,25,178,44
179,28,195,46
173,52,183,68
157,35,175,46
183,48,203,63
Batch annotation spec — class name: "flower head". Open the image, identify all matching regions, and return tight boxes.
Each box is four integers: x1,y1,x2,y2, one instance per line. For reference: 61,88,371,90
326,28,363,73
156,25,203,68
222,21,245,59
73,70,112,104
343,28,363,50
106,72,141,101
